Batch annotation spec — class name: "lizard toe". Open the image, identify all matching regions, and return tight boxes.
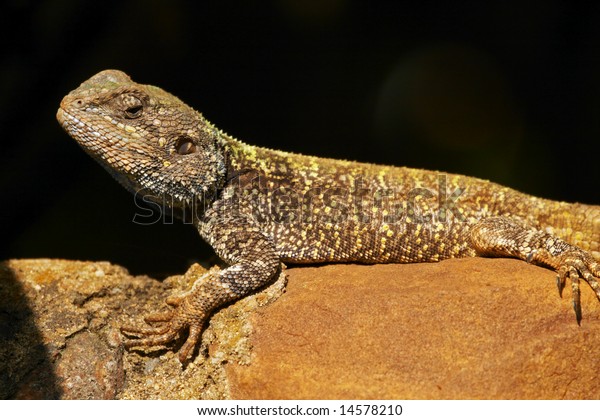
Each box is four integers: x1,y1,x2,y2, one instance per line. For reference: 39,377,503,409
120,292,210,360
177,324,203,363
120,322,171,337
122,330,179,350
567,267,582,325
555,249,600,324
144,310,175,323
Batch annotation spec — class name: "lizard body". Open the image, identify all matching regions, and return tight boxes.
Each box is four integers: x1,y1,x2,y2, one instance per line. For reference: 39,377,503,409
57,70,600,362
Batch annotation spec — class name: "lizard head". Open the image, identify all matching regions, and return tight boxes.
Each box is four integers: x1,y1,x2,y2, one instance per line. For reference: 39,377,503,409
57,69,227,212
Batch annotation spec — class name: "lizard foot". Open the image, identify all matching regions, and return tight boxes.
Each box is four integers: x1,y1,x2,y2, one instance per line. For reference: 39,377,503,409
121,294,206,363
553,250,600,324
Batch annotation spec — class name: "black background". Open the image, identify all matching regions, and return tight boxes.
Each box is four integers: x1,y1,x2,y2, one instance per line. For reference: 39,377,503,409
1,0,599,276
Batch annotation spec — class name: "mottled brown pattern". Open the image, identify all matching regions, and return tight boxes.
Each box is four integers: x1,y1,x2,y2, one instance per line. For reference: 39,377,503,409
57,70,600,362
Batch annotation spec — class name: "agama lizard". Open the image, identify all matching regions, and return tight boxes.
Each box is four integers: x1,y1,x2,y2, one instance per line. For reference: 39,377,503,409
57,70,600,362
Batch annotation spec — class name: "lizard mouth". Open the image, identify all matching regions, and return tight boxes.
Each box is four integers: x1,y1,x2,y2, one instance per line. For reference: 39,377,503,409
56,106,89,143
56,107,70,130
57,105,146,156
56,107,65,123
56,105,149,194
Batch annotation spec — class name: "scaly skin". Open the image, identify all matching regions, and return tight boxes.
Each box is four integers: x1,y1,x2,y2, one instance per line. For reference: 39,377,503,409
57,70,600,362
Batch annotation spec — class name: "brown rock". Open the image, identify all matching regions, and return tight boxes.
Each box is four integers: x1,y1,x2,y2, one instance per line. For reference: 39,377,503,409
227,258,600,399
0,259,284,399
3,257,599,399
0,259,153,399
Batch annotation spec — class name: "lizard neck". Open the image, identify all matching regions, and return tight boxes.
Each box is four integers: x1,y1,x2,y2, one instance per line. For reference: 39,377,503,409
220,136,295,181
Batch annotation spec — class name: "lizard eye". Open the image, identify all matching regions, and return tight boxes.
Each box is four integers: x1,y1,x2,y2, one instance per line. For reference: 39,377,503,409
175,137,197,155
122,95,143,119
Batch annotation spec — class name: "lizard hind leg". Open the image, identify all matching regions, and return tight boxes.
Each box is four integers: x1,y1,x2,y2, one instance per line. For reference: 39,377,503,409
469,216,600,323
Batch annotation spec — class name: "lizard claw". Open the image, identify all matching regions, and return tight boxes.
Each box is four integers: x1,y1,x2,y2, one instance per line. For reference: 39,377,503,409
555,251,600,324
121,295,206,363
556,274,565,298
120,267,239,363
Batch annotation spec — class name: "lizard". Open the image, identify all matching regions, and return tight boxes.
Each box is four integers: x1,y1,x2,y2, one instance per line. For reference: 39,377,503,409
57,69,600,363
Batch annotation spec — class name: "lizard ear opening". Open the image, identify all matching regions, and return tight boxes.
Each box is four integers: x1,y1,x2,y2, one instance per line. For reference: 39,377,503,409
175,136,197,155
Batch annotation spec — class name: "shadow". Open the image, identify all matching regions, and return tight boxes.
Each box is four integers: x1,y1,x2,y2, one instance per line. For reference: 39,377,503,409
0,261,61,399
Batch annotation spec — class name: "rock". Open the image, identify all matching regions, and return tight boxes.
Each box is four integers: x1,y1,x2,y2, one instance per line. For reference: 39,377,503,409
2,258,599,399
0,259,285,399
227,258,600,399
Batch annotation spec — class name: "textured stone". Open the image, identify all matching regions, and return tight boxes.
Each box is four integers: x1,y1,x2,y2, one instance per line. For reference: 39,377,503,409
2,258,599,399
227,258,600,399
0,259,284,400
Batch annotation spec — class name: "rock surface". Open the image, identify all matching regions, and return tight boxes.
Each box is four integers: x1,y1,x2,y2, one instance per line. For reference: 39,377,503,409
1,258,599,399
0,259,285,399
228,259,600,399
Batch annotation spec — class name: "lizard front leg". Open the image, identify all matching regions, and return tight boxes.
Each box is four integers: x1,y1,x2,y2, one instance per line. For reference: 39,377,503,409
121,218,280,362
470,216,600,322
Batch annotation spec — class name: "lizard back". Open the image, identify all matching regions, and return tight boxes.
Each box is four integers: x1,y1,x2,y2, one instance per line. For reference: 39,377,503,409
223,141,600,263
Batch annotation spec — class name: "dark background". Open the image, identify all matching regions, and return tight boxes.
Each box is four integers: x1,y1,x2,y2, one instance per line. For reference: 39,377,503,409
2,0,599,276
